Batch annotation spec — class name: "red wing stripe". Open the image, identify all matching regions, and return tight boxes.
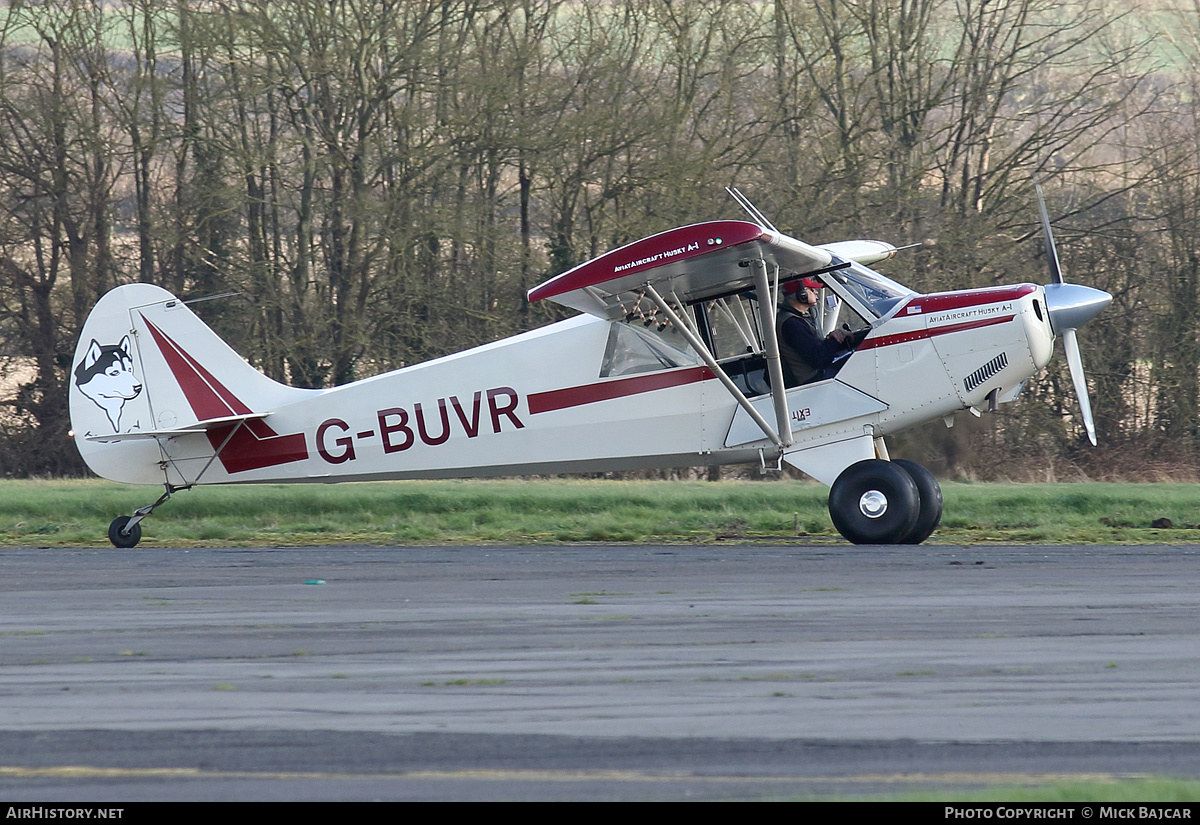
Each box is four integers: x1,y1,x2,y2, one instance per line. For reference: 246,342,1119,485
858,315,1014,351
529,221,766,302
529,365,714,414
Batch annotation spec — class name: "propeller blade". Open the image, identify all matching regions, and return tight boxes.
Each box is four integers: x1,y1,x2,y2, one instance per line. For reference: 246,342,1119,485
1037,183,1109,445
1036,182,1065,285
1062,327,1097,446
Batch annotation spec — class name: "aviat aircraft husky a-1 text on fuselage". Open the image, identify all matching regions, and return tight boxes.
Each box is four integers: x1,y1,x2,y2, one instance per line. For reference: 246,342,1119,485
69,188,1110,547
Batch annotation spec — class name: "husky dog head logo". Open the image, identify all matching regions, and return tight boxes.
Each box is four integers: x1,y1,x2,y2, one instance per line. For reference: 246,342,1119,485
74,336,142,431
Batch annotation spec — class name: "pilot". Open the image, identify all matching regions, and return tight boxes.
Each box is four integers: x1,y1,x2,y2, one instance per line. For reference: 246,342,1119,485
777,277,856,386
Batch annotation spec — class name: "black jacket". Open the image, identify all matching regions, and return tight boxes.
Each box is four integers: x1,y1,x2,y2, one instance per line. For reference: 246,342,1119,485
776,304,844,386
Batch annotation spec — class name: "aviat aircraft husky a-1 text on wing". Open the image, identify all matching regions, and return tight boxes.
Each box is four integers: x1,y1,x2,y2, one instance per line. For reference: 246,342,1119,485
69,188,1110,547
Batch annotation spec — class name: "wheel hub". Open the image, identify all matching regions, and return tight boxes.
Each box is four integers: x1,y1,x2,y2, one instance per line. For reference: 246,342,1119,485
859,489,888,519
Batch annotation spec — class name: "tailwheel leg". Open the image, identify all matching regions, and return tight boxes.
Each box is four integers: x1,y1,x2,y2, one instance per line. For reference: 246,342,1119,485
108,485,182,548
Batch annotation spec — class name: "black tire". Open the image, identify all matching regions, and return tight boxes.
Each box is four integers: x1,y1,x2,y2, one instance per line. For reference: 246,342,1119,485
828,459,920,545
108,516,142,548
892,459,943,545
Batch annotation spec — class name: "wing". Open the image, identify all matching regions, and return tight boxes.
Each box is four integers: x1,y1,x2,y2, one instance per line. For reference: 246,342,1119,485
528,221,833,319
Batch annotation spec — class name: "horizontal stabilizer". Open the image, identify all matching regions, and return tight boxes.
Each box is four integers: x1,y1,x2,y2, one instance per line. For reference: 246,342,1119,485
84,412,270,442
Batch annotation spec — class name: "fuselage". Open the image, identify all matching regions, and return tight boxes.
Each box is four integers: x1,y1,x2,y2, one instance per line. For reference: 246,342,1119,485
73,273,1054,488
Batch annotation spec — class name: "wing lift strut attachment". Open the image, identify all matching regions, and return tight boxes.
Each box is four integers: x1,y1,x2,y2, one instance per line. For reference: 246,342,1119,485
643,253,794,466
94,411,271,547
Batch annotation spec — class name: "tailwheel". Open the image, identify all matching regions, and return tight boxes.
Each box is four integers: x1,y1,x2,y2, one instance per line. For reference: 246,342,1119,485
105,484,182,548
892,459,943,545
828,459,920,545
108,516,142,548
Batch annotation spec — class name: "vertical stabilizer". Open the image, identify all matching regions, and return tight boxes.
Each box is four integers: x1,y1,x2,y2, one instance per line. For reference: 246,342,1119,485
70,284,315,484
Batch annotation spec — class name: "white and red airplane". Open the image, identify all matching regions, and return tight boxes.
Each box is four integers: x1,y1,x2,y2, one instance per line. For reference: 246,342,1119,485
69,188,1110,547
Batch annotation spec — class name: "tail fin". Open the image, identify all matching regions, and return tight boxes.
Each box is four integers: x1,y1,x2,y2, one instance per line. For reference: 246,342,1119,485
70,284,313,484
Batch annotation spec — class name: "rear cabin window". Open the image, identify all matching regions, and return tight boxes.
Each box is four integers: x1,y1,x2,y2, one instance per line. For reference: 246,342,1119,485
599,318,699,378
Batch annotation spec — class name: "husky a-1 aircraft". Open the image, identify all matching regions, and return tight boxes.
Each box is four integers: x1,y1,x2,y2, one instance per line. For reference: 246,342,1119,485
69,188,1110,547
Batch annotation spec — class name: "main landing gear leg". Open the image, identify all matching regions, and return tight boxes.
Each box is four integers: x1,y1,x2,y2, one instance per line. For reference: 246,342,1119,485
827,459,942,545
108,485,182,548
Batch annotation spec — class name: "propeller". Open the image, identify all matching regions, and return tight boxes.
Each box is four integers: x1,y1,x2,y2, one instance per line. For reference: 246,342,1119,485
1036,182,1112,446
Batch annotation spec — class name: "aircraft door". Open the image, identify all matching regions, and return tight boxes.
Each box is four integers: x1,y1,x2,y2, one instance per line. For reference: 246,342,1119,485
695,294,771,452
700,294,770,398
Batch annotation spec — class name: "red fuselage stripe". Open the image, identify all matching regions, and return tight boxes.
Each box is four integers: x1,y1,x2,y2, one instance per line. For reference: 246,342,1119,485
528,365,715,414
901,283,1036,314
530,311,1018,413
857,315,1014,350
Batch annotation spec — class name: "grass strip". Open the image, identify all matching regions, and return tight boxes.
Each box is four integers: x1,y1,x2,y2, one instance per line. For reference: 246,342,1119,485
2,478,1200,547
878,777,1200,803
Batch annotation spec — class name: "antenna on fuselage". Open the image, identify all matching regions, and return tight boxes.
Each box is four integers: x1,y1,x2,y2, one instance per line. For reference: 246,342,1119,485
726,187,778,233
183,291,242,305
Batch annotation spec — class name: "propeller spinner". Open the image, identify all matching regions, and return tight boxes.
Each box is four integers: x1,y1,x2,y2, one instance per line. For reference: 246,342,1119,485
1036,183,1112,446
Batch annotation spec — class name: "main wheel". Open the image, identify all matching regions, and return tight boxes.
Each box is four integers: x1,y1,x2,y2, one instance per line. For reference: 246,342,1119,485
828,459,920,545
108,516,142,548
893,459,943,545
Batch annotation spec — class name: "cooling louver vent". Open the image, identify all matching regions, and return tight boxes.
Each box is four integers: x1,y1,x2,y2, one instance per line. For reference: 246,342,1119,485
964,352,1008,393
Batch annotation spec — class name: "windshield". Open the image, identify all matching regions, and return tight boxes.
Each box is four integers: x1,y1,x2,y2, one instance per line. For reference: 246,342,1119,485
824,261,915,318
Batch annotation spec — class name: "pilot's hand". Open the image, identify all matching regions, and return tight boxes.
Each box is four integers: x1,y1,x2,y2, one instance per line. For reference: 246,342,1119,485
832,325,869,349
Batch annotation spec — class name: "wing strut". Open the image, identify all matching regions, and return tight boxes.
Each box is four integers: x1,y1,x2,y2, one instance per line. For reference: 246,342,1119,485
748,258,794,448
644,276,792,451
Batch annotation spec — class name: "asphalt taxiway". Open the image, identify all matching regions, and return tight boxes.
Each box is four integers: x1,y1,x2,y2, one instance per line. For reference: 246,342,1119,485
2,543,1200,800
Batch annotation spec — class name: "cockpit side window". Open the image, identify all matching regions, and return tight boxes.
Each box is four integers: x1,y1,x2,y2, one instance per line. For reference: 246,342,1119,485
693,293,773,398
703,294,763,361
818,291,872,339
